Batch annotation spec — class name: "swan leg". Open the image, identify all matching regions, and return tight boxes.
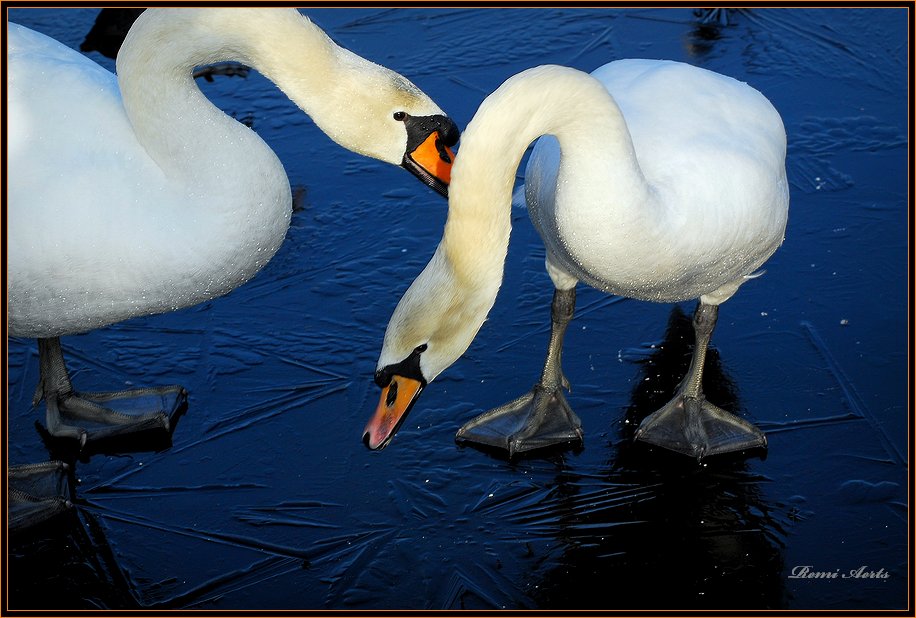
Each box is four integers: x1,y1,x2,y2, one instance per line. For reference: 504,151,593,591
634,302,767,460
456,288,583,457
32,337,187,448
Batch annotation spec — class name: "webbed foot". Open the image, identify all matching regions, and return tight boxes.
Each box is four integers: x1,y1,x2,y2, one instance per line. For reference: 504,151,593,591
8,461,73,533
632,302,767,461
33,337,187,449
41,386,187,447
455,384,583,457
634,393,766,460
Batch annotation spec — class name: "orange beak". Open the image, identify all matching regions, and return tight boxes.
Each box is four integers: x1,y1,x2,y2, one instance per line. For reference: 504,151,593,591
403,132,454,197
363,375,424,450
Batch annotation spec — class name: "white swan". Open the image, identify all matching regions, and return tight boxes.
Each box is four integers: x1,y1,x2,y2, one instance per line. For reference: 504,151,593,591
363,60,788,460
8,9,458,446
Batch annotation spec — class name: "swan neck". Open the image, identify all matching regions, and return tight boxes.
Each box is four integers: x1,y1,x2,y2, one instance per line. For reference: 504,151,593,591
443,65,646,286
116,9,337,176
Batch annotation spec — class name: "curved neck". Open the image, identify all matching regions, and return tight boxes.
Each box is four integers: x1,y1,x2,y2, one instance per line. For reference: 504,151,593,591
443,65,648,287
110,9,342,316
116,9,337,181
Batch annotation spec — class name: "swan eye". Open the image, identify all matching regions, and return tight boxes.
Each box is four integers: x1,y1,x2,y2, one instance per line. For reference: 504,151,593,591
414,343,428,353
393,111,407,121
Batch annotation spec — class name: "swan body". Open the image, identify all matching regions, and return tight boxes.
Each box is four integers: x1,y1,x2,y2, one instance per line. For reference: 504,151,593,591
7,8,458,469
365,60,788,457
9,9,457,339
526,61,787,303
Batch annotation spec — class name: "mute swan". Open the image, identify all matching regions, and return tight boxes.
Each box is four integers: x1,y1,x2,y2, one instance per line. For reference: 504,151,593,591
363,60,788,460
8,8,458,449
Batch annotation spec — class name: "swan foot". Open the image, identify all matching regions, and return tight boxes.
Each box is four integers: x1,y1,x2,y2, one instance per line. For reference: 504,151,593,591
33,337,187,450
634,394,766,461
8,461,73,533
455,384,583,458
41,386,187,447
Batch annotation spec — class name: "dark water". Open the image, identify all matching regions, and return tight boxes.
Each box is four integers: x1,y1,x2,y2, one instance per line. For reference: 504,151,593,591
6,7,909,611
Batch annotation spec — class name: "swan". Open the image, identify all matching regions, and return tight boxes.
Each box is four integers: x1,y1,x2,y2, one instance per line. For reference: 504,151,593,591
362,60,788,460
8,8,459,448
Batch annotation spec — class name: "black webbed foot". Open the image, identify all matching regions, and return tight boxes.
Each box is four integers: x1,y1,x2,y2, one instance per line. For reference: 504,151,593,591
456,383,583,458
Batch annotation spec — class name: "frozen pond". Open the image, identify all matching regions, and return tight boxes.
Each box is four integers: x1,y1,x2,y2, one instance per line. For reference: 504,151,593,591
6,7,908,610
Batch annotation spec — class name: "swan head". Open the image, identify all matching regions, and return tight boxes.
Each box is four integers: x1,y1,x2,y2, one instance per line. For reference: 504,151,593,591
399,112,461,197
295,48,460,197
115,9,459,195
362,249,499,450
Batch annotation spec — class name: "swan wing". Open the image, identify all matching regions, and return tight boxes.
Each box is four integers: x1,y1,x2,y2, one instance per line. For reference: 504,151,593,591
525,59,788,301
9,24,190,336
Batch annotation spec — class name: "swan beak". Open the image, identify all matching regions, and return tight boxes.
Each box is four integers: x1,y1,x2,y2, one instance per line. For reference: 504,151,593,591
402,113,459,198
403,132,454,198
363,375,424,450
